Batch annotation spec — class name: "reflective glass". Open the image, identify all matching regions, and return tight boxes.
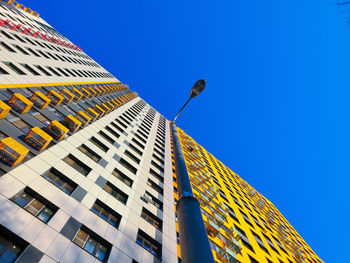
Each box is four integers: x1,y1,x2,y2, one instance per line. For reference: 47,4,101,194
95,244,107,261
37,207,53,223
14,192,32,207
84,238,97,254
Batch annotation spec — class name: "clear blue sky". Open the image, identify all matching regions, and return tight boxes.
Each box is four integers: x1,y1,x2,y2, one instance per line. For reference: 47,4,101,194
25,0,349,262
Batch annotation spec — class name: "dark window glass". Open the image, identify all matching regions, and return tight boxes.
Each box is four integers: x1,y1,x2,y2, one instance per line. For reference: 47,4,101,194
63,154,91,176
78,144,101,162
72,226,111,261
91,200,121,228
43,168,77,195
136,230,161,258
11,188,58,223
112,168,133,187
103,182,128,204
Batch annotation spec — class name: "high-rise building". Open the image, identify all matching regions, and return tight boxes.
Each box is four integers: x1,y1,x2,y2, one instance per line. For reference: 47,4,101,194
0,1,322,263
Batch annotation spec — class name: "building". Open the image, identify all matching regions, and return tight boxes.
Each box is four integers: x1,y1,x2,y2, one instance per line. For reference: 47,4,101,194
0,1,322,263
173,129,323,263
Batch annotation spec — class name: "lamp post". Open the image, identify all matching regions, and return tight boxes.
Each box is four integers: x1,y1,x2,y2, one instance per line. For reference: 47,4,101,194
171,80,215,263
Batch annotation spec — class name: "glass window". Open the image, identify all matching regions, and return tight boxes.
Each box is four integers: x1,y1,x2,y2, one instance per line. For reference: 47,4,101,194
111,169,133,187
9,119,31,134
136,230,161,258
11,188,57,223
43,168,77,195
63,155,91,176
78,144,101,162
103,182,128,204
0,227,27,263
141,208,162,231
91,200,121,228
72,228,110,261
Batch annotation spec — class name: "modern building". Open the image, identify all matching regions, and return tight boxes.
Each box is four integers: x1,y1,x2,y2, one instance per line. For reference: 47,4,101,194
0,1,322,263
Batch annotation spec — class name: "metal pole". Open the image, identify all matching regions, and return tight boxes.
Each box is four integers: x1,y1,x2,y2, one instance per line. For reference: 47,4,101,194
173,97,192,123
171,122,215,263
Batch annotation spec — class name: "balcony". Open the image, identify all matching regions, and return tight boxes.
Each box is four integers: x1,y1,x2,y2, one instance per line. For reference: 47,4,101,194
214,245,240,263
106,101,115,111
219,227,242,255
100,103,110,114
30,91,51,109
99,86,107,95
24,127,52,151
94,87,102,96
70,88,83,102
85,108,99,122
8,93,33,113
79,87,90,99
60,89,75,103
0,137,29,167
75,111,91,126
46,120,69,140
47,90,64,106
94,105,105,118
203,213,220,237
0,100,11,119
62,115,82,133
87,87,97,97
110,99,119,107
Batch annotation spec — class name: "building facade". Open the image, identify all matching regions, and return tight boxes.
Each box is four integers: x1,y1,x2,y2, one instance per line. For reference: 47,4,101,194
0,1,322,263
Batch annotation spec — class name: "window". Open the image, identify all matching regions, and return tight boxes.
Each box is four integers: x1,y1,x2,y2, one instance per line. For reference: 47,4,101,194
72,227,111,261
0,42,16,52
91,200,121,228
147,179,163,195
103,182,128,204
128,143,142,156
34,65,51,76
141,208,162,231
2,61,26,75
89,137,109,152
263,233,280,255
124,150,140,164
249,255,260,263
20,63,40,75
111,122,124,133
143,191,163,211
26,48,41,57
105,126,120,138
0,225,28,263
78,144,101,162
43,168,77,195
131,138,144,149
0,66,9,75
234,225,254,252
149,168,164,183
119,158,137,174
112,168,133,187
63,154,92,176
151,160,164,173
98,130,115,145
11,188,58,223
8,118,31,134
252,231,270,254
136,230,161,258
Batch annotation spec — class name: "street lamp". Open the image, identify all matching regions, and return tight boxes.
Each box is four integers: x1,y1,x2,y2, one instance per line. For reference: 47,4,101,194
170,79,215,263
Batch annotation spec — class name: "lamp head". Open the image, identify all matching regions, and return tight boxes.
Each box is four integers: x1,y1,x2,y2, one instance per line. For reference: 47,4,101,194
189,79,206,98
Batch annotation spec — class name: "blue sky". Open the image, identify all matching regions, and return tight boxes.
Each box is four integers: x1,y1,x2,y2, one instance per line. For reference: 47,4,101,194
24,0,349,261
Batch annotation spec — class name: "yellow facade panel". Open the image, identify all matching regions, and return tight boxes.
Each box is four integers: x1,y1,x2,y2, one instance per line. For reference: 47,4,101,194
47,90,64,106
30,91,51,109
8,93,33,113
0,100,11,119
24,127,53,151
46,120,69,141
0,137,29,167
